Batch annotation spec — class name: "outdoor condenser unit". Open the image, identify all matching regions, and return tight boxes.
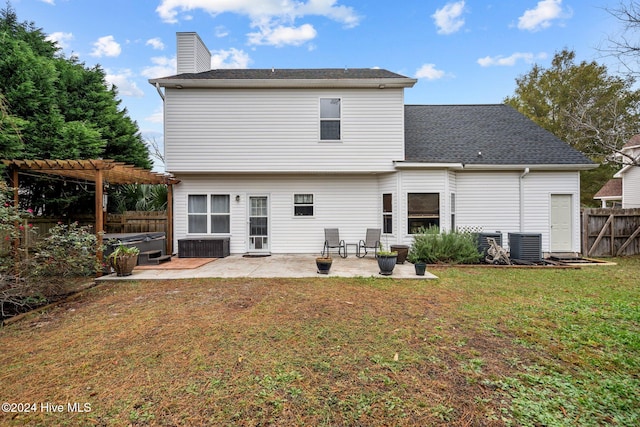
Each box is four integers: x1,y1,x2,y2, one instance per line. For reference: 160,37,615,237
477,232,502,257
508,233,542,262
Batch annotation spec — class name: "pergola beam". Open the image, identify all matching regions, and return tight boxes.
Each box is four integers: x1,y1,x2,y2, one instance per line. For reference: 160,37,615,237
3,159,179,276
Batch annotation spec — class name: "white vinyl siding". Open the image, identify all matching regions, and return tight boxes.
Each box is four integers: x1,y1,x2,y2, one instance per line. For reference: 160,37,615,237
163,88,405,173
622,166,640,208
173,174,385,254
176,32,211,74
456,170,581,253
456,172,521,249
521,171,581,252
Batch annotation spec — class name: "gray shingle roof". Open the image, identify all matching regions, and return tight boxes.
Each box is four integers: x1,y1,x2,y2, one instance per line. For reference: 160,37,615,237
165,68,409,80
404,104,594,165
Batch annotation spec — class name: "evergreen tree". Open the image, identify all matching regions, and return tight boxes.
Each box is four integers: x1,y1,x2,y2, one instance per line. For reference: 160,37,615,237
0,4,153,215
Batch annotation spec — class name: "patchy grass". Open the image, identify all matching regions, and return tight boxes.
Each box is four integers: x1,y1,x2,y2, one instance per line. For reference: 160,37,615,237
1,257,639,426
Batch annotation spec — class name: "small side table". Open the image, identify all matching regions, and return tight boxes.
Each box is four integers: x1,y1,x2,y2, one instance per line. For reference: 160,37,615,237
345,242,359,257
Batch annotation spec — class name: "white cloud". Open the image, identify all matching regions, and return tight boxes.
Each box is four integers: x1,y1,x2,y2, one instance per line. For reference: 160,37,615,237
105,69,144,97
432,1,466,35
211,48,252,69
477,52,547,67
90,35,121,57
46,32,73,50
517,0,570,31
155,0,359,47
141,56,177,79
146,104,165,124
39,0,55,4
247,23,317,47
215,25,229,37
146,37,165,50
415,64,447,80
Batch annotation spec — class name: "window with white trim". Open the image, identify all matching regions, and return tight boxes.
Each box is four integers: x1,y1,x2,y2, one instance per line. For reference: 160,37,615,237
407,193,440,234
188,194,230,234
294,194,314,216
450,193,456,231
383,193,393,234
320,98,341,141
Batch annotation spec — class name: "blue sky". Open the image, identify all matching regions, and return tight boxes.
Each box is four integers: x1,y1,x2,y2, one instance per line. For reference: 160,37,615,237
11,0,625,169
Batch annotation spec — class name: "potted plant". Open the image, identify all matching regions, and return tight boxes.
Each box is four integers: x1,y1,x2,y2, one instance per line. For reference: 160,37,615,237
108,243,140,276
408,229,431,276
316,254,332,274
377,244,398,276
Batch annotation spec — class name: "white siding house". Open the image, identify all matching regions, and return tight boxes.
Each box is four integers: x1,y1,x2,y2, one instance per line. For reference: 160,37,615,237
151,32,597,257
614,137,640,208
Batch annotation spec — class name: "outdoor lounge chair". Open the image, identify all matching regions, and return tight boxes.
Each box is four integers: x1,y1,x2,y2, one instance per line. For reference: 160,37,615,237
357,228,381,258
322,228,347,258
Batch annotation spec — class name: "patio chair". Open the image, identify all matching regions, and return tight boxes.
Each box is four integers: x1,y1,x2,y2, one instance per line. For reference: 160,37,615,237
322,228,347,258
357,228,381,258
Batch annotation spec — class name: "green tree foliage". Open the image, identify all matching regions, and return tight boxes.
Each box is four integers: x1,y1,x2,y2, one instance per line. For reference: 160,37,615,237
0,4,152,215
504,49,640,206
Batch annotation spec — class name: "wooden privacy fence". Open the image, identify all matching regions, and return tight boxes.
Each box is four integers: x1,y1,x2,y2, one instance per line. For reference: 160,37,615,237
28,211,168,236
581,208,640,257
106,211,168,234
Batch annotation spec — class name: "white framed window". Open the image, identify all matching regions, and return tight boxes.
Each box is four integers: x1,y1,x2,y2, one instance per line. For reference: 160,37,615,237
294,193,314,217
188,194,230,234
450,193,456,231
407,193,440,234
320,98,341,141
383,193,393,234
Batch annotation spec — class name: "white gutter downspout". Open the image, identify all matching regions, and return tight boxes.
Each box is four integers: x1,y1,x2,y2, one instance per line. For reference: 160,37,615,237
519,167,530,231
155,82,165,101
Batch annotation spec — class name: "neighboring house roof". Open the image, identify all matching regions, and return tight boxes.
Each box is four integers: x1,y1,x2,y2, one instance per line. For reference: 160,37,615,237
594,178,622,200
622,134,640,150
150,68,417,89
403,104,596,168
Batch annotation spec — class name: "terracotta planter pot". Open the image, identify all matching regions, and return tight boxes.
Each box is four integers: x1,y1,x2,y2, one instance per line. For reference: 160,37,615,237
111,254,138,276
390,245,409,264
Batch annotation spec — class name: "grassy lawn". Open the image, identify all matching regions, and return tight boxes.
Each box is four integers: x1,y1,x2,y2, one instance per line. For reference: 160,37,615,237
1,257,639,426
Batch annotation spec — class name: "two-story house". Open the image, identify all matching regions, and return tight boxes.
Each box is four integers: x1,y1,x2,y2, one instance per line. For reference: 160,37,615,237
150,32,596,257
594,136,640,208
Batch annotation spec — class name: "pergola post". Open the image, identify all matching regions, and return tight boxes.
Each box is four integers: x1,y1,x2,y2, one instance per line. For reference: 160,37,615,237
2,159,179,277
95,169,104,276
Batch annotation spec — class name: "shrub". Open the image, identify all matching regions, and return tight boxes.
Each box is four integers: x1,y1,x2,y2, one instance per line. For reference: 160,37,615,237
30,222,102,277
0,187,102,319
408,227,481,264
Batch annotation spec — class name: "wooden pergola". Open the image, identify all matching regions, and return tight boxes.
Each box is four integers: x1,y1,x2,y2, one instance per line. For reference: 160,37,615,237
3,159,179,269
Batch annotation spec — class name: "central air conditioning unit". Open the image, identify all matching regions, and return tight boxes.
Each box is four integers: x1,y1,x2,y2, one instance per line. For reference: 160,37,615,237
477,232,502,258
508,233,542,262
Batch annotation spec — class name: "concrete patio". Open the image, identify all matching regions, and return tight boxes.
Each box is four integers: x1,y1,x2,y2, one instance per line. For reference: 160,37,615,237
97,254,438,280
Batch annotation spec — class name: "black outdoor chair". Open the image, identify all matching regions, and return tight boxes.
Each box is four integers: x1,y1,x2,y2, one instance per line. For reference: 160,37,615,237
357,228,381,258
322,228,346,258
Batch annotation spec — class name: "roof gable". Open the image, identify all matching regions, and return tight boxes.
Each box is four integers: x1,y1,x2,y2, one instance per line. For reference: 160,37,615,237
404,104,595,167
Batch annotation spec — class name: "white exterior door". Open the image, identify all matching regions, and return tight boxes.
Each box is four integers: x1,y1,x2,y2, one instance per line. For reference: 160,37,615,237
248,195,269,252
550,194,572,252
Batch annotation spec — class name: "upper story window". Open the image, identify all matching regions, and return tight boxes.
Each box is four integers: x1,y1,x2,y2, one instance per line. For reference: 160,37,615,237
294,194,314,216
320,98,341,141
188,194,230,234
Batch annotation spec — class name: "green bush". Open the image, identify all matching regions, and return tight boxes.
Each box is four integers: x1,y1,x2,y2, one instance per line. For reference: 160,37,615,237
0,188,102,318
408,227,481,265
